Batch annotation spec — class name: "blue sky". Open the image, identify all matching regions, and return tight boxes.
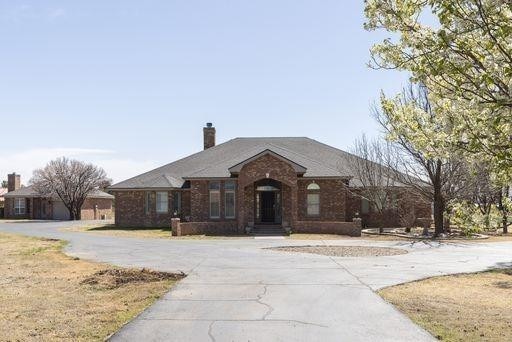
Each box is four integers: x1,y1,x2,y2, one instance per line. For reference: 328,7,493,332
0,0,408,183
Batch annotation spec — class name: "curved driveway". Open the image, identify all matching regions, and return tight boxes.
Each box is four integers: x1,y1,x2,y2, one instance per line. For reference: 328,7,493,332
1,221,511,341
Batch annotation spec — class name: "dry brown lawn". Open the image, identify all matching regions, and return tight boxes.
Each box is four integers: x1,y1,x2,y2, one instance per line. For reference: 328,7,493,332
75,224,173,239
479,233,512,242
65,224,403,241
63,224,250,240
379,269,512,341
0,232,183,341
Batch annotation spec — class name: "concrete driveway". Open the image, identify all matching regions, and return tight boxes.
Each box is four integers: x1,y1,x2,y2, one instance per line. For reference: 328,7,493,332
1,221,511,341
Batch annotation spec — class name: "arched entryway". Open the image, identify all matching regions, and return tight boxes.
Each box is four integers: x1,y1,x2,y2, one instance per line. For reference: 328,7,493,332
254,179,282,224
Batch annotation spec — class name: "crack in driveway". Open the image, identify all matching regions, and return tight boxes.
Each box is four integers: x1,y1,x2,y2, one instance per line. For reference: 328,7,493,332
2,221,511,342
256,284,274,320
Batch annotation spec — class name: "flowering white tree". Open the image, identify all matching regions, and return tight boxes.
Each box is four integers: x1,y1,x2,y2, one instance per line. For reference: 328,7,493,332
31,158,110,220
364,0,512,178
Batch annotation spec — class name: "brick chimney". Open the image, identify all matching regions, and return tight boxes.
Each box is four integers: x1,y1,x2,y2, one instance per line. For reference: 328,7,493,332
203,122,216,150
7,173,21,192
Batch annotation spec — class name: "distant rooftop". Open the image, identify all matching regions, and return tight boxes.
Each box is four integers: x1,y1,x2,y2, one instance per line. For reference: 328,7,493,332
3,186,114,199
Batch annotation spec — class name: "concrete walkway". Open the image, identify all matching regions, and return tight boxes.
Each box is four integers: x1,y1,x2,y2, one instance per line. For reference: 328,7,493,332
1,221,511,341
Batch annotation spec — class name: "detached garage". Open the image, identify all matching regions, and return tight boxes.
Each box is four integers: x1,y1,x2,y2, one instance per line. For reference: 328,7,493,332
3,185,114,221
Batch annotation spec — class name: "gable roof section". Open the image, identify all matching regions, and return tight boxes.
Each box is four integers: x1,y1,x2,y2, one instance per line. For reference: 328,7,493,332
110,137,362,190
227,149,307,175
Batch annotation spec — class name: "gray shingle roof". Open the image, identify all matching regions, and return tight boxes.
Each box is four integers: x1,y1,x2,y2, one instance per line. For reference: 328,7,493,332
4,186,114,199
110,137,369,190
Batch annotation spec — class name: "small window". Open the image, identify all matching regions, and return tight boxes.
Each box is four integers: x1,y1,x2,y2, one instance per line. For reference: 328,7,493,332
307,183,320,190
225,181,236,219
306,182,320,216
156,192,168,213
14,198,26,215
307,194,320,216
209,182,221,219
172,192,181,215
144,192,151,214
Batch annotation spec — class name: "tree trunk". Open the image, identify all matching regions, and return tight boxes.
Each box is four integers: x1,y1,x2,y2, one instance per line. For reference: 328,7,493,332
68,206,79,221
503,212,508,234
498,186,509,234
433,185,445,237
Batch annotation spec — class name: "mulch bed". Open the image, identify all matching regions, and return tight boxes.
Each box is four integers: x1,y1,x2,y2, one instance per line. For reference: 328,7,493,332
362,227,488,240
81,268,186,289
267,245,407,257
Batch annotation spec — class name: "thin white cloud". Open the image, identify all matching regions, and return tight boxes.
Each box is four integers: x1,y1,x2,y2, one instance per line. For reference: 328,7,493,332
1,4,67,22
48,8,66,20
0,148,159,185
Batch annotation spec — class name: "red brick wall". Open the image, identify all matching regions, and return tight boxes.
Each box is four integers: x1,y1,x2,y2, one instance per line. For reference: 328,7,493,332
294,221,361,237
190,180,209,222
179,221,239,235
80,198,114,220
114,190,190,227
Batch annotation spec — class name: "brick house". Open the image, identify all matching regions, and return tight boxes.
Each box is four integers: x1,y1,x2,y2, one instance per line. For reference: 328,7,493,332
0,187,7,218
110,124,431,236
3,173,114,220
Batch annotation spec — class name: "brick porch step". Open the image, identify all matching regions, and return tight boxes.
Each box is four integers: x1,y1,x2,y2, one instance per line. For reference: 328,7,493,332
251,225,288,236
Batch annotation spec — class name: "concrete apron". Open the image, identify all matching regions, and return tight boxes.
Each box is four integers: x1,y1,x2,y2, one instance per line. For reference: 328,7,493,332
1,221,511,341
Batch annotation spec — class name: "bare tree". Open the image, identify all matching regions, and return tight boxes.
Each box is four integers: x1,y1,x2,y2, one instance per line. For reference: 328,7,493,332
31,157,109,220
374,83,467,236
347,134,400,233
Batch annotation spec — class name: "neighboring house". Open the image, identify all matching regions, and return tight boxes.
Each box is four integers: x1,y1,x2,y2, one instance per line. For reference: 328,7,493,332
109,123,431,236
3,173,114,220
0,187,7,218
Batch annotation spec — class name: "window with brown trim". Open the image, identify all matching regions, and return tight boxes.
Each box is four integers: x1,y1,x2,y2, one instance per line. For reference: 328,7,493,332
209,182,221,219
156,192,168,214
14,198,26,215
306,183,320,216
224,181,236,219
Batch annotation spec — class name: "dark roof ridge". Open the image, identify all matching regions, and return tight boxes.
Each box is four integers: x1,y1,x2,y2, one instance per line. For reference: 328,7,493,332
233,136,309,139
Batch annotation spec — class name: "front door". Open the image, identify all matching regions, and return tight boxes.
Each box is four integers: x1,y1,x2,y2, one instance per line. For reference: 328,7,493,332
261,191,275,223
